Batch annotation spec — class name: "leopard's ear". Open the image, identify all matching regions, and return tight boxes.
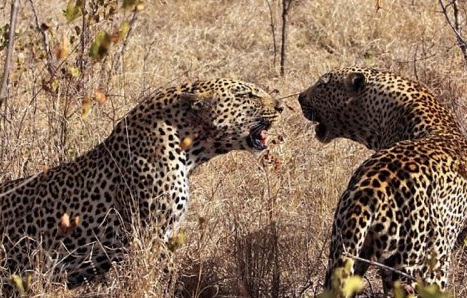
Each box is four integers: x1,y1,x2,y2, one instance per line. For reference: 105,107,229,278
344,72,366,97
180,91,214,111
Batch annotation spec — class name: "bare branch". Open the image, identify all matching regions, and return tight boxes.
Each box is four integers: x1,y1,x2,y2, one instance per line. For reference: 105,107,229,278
112,9,140,74
280,0,288,77
0,0,21,109
0,172,41,199
439,0,467,66
265,0,278,68
342,252,416,282
453,1,461,32
121,10,140,57
279,0,295,77
276,92,300,101
79,0,86,93
28,0,54,77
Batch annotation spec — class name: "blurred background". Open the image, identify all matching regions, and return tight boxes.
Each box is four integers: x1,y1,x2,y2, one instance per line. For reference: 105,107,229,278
0,0,466,297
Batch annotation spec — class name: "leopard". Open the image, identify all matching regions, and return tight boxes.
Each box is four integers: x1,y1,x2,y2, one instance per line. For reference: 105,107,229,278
298,67,467,296
0,78,283,290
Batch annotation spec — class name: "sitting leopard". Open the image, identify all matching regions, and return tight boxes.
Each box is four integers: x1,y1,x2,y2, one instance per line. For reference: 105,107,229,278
0,79,283,288
298,67,467,295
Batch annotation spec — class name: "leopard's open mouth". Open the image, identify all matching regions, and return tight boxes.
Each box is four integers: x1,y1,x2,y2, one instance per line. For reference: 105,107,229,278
247,121,273,151
302,107,329,143
247,130,267,151
314,123,329,142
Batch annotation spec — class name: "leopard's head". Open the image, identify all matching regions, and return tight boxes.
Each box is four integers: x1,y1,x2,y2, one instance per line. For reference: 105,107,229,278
183,79,283,154
298,67,398,148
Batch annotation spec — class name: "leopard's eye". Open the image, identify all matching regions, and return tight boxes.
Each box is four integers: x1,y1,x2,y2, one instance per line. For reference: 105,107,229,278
248,92,262,99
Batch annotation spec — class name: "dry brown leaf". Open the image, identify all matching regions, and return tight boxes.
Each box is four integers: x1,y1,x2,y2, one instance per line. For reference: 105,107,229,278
73,215,80,227
54,34,69,60
95,88,107,105
180,136,193,151
82,96,92,118
59,213,70,230
59,213,80,235
42,165,50,174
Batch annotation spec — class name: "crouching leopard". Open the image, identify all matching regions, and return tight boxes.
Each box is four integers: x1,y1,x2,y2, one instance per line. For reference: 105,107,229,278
298,67,467,295
0,79,283,288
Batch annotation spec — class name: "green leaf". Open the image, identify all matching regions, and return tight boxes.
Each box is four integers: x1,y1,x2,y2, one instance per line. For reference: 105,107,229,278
316,289,337,298
119,21,130,41
52,78,59,93
69,66,80,77
167,229,186,252
417,283,449,298
90,31,112,60
111,21,130,44
63,0,83,23
393,281,406,298
122,0,144,10
25,272,32,291
11,274,26,295
342,275,364,297
122,0,137,9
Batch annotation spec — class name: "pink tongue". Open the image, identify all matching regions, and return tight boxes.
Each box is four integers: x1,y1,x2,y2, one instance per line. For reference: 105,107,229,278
260,131,266,145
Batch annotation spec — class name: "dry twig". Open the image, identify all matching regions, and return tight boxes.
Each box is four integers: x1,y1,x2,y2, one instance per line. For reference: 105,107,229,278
342,252,416,282
79,0,86,92
0,0,20,109
439,0,467,67
112,9,140,74
276,92,300,101
0,172,41,199
265,0,278,68
280,0,294,76
28,0,54,77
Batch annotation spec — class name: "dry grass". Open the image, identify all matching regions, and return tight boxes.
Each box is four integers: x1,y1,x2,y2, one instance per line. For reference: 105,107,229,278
1,0,467,297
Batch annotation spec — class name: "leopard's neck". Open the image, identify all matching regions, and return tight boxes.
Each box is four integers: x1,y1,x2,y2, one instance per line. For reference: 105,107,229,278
357,88,464,150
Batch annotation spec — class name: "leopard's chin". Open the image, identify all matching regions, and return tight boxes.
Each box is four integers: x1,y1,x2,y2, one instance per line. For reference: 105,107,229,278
315,123,332,143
